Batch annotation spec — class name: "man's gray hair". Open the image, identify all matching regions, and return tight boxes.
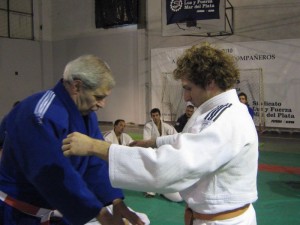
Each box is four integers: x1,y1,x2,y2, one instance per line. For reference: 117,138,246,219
63,55,116,90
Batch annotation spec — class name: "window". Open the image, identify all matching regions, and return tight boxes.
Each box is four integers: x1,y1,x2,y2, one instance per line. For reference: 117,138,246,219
95,0,138,29
0,0,33,40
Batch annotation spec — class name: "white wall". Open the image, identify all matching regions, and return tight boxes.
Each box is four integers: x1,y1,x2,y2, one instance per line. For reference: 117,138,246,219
51,29,140,123
1,0,300,125
0,39,42,115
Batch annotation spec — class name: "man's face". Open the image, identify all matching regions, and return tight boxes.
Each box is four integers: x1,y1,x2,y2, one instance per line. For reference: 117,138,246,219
114,121,126,135
181,78,208,108
239,95,247,104
151,112,161,124
185,107,194,118
77,85,111,116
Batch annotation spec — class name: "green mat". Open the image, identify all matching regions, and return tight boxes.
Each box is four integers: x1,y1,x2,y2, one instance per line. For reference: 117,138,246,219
121,151,300,225
128,132,143,141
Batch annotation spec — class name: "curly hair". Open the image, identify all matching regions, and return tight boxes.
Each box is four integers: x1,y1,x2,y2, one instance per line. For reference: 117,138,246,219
173,42,239,90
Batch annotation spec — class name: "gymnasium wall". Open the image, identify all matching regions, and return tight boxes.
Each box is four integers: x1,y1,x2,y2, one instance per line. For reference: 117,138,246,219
1,0,300,126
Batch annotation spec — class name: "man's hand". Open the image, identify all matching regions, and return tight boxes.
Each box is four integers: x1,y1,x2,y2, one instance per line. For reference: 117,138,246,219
97,207,115,225
112,199,145,225
62,132,94,156
129,139,157,148
96,200,145,225
62,132,111,161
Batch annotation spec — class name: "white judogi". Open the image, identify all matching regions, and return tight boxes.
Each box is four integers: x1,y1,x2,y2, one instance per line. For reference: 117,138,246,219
143,119,177,140
108,89,258,225
104,130,134,146
143,118,182,202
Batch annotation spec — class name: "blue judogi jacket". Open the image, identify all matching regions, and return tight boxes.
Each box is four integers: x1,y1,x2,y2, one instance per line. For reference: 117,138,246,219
0,80,123,225
0,115,7,148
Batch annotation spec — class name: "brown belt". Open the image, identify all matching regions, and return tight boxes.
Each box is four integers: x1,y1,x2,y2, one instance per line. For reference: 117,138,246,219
184,204,250,225
0,190,62,225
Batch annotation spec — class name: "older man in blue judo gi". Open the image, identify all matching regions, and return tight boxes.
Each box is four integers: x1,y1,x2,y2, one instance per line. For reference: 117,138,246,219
0,55,145,225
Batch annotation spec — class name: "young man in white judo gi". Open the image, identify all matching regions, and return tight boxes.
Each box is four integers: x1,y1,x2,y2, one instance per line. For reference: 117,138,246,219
62,43,258,225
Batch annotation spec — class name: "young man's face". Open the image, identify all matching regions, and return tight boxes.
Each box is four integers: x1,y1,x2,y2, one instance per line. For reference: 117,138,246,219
185,107,194,118
151,112,161,124
181,78,209,108
239,95,247,104
114,121,126,135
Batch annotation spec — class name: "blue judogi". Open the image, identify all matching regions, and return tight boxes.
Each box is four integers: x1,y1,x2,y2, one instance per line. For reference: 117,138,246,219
0,80,123,225
0,115,7,148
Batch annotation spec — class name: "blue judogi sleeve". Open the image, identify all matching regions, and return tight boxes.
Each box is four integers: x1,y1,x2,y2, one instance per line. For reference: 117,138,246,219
0,116,6,148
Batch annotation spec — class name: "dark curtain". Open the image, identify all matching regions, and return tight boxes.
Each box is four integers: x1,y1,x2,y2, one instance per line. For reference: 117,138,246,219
95,0,138,28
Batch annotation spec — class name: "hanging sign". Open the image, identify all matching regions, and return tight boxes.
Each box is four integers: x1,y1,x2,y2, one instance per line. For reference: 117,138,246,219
166,0,220,25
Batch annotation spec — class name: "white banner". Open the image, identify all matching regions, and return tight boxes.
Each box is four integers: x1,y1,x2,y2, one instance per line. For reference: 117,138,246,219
151,39,300,129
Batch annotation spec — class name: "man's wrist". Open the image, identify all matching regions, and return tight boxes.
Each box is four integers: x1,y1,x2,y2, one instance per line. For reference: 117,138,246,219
91,140,111,161
112,198,123,205
150,138,157,148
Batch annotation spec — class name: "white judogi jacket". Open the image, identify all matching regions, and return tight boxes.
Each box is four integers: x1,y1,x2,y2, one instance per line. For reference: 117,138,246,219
104,130,134,146
143,119,177,140
108,89,258,215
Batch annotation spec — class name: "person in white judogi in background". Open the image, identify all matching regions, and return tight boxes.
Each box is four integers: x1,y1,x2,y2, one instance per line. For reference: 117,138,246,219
104,119,134,146
143,108,183,202
85,119,150,225
143,108,177,141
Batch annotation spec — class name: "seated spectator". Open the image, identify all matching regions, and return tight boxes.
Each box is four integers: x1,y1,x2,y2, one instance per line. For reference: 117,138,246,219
103,119,150,224
143,108,177,140
174,104,195,132
143,108,183,202
104,119,134,146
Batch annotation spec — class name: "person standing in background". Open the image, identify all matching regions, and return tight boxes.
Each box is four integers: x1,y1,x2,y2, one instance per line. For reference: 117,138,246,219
174,104,195,132
238,92,255,119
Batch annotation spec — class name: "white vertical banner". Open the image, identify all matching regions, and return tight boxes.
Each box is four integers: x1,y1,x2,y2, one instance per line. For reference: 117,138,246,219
150,47,186,121
151,39,300,129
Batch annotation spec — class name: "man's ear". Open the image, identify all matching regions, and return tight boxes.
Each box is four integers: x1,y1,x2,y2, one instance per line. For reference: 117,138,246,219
206,80,215,90
70,79,83,94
